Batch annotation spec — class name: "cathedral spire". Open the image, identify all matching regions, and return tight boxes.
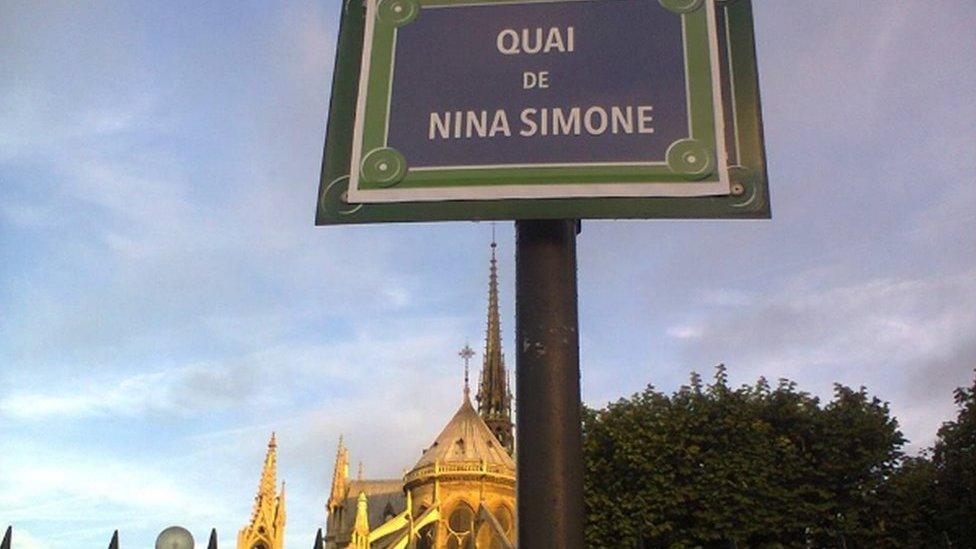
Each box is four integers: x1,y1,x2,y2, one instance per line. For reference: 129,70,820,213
325,436,351,546
327,435,349,511
238,433,286,549
477,234,514,454
256,432,278,515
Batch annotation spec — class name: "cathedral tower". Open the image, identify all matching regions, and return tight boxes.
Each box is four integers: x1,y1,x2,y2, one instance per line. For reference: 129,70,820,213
238,433,286,549
477,238,514,454
321,239,518,547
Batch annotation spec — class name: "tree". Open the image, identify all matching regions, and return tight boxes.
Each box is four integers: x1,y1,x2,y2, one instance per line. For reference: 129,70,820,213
932,370,976,545
582,366,905,548
874,454,942,547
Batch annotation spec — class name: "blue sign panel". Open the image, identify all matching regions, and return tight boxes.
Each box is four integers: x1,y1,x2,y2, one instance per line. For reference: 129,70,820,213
387,1,688,167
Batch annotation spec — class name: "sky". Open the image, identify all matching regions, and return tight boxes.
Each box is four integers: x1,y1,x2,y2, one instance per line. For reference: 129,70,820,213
1,0,974,547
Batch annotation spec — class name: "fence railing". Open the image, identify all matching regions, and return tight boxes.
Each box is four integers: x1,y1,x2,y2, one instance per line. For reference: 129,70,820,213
0,526,326,549
403,458,517,485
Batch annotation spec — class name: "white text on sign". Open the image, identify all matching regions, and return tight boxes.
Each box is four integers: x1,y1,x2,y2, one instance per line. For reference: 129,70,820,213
427,26,655,141
497,27,575,55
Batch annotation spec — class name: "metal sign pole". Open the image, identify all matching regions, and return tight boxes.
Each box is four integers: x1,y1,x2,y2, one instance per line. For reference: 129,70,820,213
515,219,585,548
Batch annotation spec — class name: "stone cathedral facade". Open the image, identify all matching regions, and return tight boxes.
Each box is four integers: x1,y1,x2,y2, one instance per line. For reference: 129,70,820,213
239,242,516,549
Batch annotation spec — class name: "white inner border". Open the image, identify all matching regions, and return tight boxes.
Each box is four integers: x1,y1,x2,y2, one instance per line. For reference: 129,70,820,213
348,0,730,203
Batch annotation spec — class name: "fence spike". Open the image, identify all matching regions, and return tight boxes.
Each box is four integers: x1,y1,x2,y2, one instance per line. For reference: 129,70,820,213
2,526,11,549
108,529,119,549
208,528,218,549
313,528,324,549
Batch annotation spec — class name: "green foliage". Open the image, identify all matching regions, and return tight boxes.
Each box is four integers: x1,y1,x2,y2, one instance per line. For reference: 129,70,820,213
932,371,976,545
874,454,943,547
581,365,952,548
874,372,976,548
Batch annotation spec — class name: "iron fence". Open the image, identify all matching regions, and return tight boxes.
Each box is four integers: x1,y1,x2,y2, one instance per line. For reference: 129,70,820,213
0,526,327,549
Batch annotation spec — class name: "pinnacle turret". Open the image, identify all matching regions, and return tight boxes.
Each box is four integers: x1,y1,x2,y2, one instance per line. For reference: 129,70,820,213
327,435,349,511
255,432,278,517
238,432,286,549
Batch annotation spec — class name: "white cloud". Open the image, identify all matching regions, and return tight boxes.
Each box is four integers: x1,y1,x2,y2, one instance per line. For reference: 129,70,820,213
0,450,220,524
666,325,702,340
71,324,478,547
1,311,470,423
0,371,168,419
676,271,976,450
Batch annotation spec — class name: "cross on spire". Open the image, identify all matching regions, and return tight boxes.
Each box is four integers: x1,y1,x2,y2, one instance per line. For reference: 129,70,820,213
459,343,475,400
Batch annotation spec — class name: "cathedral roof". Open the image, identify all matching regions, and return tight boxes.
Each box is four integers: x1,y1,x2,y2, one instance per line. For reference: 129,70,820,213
412,396,515,471
347,479,404,497
332,479,406,538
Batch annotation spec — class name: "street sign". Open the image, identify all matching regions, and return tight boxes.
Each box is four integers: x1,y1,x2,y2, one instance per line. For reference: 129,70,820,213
317,0,769,223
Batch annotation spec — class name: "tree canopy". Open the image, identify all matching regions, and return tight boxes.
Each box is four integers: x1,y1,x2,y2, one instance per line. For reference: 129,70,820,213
931,371,976,544
582,365,975,548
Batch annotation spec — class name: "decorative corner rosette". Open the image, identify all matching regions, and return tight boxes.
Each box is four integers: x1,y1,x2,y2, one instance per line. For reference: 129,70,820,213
727,165,760,207
378,0,420,27
322,176,364,216
361,147,408,187
658,0,705,15
666,138,715,178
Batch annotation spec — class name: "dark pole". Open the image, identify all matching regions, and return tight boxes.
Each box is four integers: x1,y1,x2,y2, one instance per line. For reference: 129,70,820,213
2,526,11,549
515,219,585,548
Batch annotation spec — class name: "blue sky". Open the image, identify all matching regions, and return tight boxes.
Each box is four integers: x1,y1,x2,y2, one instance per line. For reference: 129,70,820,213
1,1,975,547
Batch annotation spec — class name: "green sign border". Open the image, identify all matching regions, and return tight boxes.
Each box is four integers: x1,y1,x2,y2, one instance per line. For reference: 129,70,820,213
317,0,770,224
351,0,727,202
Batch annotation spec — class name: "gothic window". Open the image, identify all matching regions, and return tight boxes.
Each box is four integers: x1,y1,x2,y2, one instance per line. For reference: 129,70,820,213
473,505,515,549
446,502,475,549
252,544,266,549
449,503,474,532
383,501,397,521
416,524,435,549
495,505,514,535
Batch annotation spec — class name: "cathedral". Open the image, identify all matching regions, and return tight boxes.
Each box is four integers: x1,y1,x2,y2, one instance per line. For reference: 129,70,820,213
238,241,517,549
